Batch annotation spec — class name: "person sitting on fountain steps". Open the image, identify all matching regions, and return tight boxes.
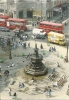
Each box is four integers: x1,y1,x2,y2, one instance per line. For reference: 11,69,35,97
19,82,24,88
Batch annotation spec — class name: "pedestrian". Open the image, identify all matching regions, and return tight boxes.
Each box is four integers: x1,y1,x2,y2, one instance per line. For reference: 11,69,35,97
52,68,55,73
44,87,48,97
35,85,39,91
7,65,10,68
0,66,2,73
25,36,27,41
32,22,34,26
48,89,52,97
64,56,67,62
68,85,69,89
28,42,30,47
40,44,43,49
51,46,54,52
19,82,21,88
24,42,26,49
22,83,24,88
53,46,56,52
49,47,51,52
57,62,60,67
65,22,67,26
22,43,24,48
11,63,15,67
13,92,17,100
9,88,11,96
13,92,17,97
27,53,31,59
35,23,36,27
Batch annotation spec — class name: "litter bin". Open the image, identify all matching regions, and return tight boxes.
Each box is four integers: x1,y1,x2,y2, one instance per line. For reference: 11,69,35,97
0,59,3,63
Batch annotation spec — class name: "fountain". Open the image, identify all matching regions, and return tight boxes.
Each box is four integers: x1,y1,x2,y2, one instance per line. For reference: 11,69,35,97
24,44,48,76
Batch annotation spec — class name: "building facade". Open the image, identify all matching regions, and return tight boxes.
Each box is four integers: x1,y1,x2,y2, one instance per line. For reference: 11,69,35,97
0,0,68,20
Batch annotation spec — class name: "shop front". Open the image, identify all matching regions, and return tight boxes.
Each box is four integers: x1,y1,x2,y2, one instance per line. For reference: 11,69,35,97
53,7,62,16
33,10,41,21
62,3,68,11
46,9,52,21
27,10,33,18
19,10,23,18
53,2,68,17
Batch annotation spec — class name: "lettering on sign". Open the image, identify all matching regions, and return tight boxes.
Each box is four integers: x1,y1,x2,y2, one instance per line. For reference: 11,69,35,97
7,21,10,26
0,18,5,21
10,22,23,26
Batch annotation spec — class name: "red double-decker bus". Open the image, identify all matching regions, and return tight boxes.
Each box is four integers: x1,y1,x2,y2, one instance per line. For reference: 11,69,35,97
6,18,27,31
38,21,64,34
0,15,9,27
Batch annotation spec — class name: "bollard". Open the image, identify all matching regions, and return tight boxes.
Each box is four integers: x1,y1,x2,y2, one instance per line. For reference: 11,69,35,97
47,43,50,46
60,55,63,59
22,53,24,56
43,51,45,55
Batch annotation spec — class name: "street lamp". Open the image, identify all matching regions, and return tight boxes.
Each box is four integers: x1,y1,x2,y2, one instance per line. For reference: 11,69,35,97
66,39,69,62
49,10,50,22
8,38,12,59
46,0,51,22
41,0,42,21
32,7,33,22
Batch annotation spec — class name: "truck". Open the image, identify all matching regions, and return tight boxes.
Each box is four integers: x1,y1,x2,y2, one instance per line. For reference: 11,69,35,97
47,31,66,45
32,28,46,35
32,28,46,39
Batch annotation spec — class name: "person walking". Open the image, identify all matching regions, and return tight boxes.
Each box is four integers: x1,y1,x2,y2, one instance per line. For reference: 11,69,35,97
49,47,51,52
44,87,48,97
40,43,43,49
13,92,17,99
24,42,26,49
9,88,12,96
48,88,52,97
52,68,55,74
0,66,2,73
28,42,30,48
57,62,60,67
68,85,69,89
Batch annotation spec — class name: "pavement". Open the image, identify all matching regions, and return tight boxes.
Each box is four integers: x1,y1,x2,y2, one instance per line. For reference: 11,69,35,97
0,39,69,100
0,12,69,99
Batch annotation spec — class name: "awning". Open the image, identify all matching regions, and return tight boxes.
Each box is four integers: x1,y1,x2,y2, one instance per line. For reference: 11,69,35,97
33,10,41,17
53,7,62,12
33,15,41,17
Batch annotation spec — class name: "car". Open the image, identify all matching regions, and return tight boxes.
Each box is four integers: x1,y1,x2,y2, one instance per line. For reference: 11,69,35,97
32,34,46,39
0,27,10,32
36,34,46,39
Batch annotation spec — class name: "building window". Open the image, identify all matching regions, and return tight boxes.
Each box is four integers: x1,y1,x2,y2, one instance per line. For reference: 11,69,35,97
0,3,4,8
47,0,51,2
18,0,23,2
5,10,7,13
0,9,4,13
14,11,16,14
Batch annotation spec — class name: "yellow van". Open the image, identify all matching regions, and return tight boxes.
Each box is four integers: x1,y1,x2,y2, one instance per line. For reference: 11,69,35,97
48,31,66,45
